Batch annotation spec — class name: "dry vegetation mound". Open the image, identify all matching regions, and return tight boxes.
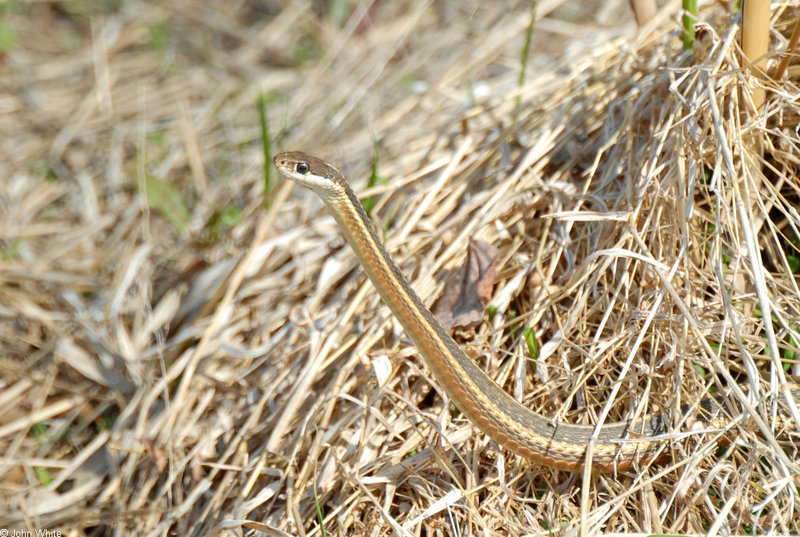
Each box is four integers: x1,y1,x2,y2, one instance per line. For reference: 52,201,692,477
1,1,798,535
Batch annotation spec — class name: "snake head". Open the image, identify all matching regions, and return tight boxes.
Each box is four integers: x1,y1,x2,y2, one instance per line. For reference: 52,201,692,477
273,151,349,201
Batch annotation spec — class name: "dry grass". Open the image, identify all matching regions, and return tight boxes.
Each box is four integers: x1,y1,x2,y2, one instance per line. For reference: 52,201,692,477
1,0,799,535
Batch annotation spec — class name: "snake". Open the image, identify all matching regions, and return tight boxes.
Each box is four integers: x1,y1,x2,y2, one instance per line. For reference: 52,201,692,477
273,151,799,472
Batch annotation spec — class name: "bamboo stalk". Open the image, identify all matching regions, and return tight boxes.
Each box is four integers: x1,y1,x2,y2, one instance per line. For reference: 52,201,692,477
741,0,772,112
628,0,656,27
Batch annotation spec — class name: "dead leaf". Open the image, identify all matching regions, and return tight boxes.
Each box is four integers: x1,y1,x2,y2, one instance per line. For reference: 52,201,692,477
432,239,499,333
142,437,167,472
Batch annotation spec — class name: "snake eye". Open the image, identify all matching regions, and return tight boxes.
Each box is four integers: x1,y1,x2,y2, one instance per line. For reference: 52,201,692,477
296,162,310,174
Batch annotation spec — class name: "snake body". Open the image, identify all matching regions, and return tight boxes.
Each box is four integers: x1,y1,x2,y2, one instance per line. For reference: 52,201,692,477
274,151,798,472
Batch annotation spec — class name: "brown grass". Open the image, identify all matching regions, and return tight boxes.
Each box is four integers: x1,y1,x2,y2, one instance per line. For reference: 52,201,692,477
1,1,799,535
